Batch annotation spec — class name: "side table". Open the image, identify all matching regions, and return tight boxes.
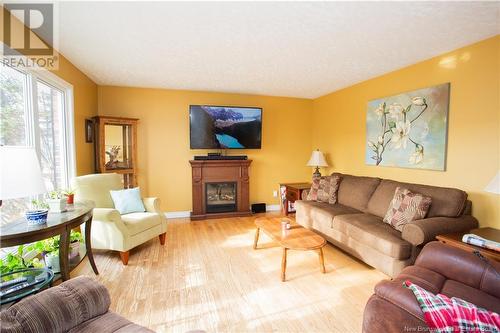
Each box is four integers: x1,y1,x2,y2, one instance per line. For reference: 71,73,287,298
280,183,311,215
436,227,500,262
0,201,99,281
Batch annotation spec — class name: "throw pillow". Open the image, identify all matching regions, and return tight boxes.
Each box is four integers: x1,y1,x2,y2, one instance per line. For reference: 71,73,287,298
383,187,432,231
109,187,146,215
306,177,321,201
316,175,341,204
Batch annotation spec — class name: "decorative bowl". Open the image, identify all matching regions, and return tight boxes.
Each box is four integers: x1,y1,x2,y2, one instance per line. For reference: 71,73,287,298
25,209,49,225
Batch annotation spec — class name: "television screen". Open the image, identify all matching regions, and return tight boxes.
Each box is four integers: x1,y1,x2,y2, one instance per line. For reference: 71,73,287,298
190,105,262,149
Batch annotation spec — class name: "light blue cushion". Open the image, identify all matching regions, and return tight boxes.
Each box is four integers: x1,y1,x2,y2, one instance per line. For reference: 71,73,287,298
109,187,146,215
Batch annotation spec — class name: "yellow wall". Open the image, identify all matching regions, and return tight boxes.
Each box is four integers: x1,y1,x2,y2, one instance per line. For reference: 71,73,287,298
312,36,500,227
52,57,98,176
98,87,313,212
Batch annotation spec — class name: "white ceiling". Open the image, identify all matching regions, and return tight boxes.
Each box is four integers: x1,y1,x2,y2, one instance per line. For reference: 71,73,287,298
58,2,499,99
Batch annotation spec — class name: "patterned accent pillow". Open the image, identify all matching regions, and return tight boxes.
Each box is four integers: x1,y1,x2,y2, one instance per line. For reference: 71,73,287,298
306,177,321,201
316,175,341,204
383,187,432,231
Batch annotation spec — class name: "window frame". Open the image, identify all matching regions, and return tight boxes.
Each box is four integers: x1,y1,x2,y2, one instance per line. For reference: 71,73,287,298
2,64,76,188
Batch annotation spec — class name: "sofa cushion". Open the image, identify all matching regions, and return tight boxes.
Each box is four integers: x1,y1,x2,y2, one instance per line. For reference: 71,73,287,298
67,311,154,333
110,187,146,215
333,213,412,259
383,187,432,231
121,212,163,236
367,179,467,218
335,173,381,212
295,201,361,228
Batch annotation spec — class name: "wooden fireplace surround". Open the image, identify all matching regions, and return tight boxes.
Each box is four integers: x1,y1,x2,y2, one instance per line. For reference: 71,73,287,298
190,159,252,220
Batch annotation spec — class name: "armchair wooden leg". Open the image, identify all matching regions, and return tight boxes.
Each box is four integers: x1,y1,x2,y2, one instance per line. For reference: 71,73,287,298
119,251,129,265
159,232,166,245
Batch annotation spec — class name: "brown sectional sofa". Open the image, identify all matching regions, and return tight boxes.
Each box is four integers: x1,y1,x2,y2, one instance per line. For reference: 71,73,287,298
363,241,500,332
295,173,478,277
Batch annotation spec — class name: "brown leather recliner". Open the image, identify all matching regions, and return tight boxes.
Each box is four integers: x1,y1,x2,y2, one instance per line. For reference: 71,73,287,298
363,241,500,333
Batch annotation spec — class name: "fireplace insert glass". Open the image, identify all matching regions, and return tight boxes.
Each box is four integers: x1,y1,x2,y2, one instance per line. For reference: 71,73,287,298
205,182,237,213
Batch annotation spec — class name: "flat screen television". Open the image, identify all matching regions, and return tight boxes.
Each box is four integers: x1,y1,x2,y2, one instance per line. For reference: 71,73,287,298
189,105,262,149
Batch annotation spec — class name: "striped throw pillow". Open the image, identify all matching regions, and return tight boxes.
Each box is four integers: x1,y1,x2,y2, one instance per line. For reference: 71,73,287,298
383,187,432,231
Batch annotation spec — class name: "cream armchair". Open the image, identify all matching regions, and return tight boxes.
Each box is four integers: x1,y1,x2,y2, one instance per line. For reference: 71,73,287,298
72,173,167,265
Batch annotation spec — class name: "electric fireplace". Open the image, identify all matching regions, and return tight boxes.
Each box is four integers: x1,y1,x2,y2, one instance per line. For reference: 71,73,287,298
205,182,237,213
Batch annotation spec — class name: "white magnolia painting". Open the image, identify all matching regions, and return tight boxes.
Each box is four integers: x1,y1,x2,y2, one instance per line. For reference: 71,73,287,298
365,83,450,171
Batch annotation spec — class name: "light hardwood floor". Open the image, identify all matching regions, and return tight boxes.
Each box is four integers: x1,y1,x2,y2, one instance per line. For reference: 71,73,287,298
73,213,387,333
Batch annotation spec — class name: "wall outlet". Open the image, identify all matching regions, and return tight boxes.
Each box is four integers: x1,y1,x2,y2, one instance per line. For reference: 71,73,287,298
273,190,278,197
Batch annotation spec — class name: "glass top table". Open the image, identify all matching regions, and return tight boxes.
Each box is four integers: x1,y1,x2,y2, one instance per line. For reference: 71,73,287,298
0,201,99,281
0,268,54,305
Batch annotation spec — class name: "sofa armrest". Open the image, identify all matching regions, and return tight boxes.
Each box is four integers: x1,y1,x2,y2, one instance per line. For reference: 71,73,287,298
0,276,110,332
143,197,162,214
93,208,123,224
401,215,478,246
92,208,129,237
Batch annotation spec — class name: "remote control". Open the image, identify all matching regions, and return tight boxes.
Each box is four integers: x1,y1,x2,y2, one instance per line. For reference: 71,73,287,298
0,278,43,298
0,277,27,289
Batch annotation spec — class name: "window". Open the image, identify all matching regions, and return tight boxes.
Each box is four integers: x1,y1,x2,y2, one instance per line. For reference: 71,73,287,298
0,64,75,225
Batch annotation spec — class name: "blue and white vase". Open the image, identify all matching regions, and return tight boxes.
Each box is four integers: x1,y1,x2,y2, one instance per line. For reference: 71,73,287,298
25,209,49,225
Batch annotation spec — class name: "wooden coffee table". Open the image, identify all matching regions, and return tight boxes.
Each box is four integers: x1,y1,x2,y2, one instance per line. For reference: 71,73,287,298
253,217,326,281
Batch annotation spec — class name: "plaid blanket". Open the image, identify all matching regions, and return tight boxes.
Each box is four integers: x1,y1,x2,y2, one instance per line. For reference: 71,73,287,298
404,280,500,333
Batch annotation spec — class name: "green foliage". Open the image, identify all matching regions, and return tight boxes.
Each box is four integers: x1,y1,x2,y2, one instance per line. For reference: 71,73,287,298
47,190,63,200
31,199,49,210
0,245,44,275
27,236,60,256
63,188,75,196
70,231,83,243
0,68,26,146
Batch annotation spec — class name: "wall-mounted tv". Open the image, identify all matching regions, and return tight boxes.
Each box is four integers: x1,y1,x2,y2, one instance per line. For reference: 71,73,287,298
189,105,262,149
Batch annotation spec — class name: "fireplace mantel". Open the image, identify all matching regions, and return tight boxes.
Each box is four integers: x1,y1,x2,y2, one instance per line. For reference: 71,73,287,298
189,159,252,220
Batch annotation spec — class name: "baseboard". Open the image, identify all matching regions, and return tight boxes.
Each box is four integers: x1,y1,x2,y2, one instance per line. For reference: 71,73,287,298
266,204,281,212
165,205,280,219
164,211,190,219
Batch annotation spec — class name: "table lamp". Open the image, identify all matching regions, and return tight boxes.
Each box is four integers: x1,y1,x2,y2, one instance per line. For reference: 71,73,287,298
484,171,500,195
307,149,328,178
0,146,46,208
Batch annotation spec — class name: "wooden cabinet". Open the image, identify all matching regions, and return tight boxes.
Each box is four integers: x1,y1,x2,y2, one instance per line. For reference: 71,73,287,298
280,183,311,215
93,116,138,188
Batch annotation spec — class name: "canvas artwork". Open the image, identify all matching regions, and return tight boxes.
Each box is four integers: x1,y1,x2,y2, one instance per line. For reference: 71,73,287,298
365,83,450,171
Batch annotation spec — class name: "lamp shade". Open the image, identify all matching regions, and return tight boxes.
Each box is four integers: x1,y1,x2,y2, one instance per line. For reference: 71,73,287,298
307,149,328,167
0,147,46,200
484,171,500,194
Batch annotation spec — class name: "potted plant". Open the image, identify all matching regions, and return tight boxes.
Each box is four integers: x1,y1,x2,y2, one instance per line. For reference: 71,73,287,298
63,189,75,204
0,245,44,274
69,231,83,258
25,200,49,226
28,236,61,273
46,190,67,213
